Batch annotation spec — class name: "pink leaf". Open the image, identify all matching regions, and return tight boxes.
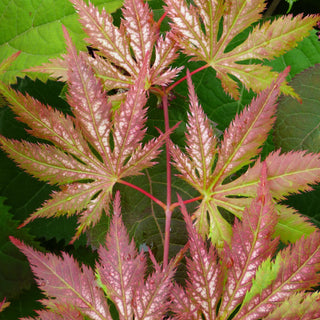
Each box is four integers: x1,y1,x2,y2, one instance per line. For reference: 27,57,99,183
211,69,289,186
122,0,158,68
70,0,180,91
170,70,218,191
164,0,319,98
0,84,91,159
234,231,320,319
172,69,320,245
133,266,175,320
170,284,200,320
71,0,138,76
10,237,111,320
178,196,223,319
63,27,113,168
0,138,100,185
96,192,146,319
219,163,279,317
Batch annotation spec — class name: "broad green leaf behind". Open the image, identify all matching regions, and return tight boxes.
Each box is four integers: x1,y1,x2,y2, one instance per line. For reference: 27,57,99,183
0,0,123,83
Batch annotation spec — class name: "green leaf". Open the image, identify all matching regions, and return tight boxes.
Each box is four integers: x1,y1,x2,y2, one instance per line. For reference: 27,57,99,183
266,29,320,77
273,64,320,233
0,197,38,299
274,64,320,153
242,255,281,306
0,0,123,84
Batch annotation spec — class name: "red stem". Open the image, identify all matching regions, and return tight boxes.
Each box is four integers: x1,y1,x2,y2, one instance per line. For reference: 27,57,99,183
169,195,203,212
118,179,166,210
157,11,168,29
162,92,172,268
166,64,210,93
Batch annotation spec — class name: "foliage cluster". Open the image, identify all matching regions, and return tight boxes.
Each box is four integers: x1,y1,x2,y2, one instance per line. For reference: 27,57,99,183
1,0,320,318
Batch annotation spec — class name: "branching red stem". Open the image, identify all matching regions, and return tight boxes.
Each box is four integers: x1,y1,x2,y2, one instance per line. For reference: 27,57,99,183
166,64,210,93
118,179,166,210
169,195,203,211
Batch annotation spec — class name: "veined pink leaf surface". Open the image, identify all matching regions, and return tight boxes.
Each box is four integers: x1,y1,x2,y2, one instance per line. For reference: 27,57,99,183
133,266,175,320
170,70,218,192
164,0,319,99
21,305,84,320
10,237,111,320
234,230,320,319
64,26,113,167
96,192,146,320
178,196,223,319
11,171,320,319
218,164,279,318
12,192,180,320
35,0,181,93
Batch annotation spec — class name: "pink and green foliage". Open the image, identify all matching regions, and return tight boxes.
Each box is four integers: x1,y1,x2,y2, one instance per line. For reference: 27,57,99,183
1,0,320,246
1,0,320,317
33,0,318,101
0,298,10,313
0,27,170,242
32,0,182,103
171,167,320,319
11,172,320,319
171,68,320,247
164,0,317,100
10,192,180,320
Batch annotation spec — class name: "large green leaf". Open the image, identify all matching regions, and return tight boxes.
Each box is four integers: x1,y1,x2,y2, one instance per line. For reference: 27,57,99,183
0,0,123,84
273,64,320,229
274,64,320,153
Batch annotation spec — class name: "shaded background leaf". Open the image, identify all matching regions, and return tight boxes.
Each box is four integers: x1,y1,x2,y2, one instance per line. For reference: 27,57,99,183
273,64,320,229
274,64,320,153
0,197,39,299
0,0,123,83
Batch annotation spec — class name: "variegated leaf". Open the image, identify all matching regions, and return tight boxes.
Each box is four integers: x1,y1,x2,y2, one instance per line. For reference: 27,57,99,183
172,69,320,245
10,237,111,320
64,27,113,167
0,40,166,241
235,231,320,319
0,138,101,185
164,0,319,99
210,69,287,187
219,164,279,318
96,192,146,319
179,197,223,319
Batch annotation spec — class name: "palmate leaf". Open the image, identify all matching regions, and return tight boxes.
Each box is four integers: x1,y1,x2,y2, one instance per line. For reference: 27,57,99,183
171,68,320,246
12,192,179,320
0,34,168,242
171,168,320,319
164,0,320,99
33,0,182,95
10,236,111,320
